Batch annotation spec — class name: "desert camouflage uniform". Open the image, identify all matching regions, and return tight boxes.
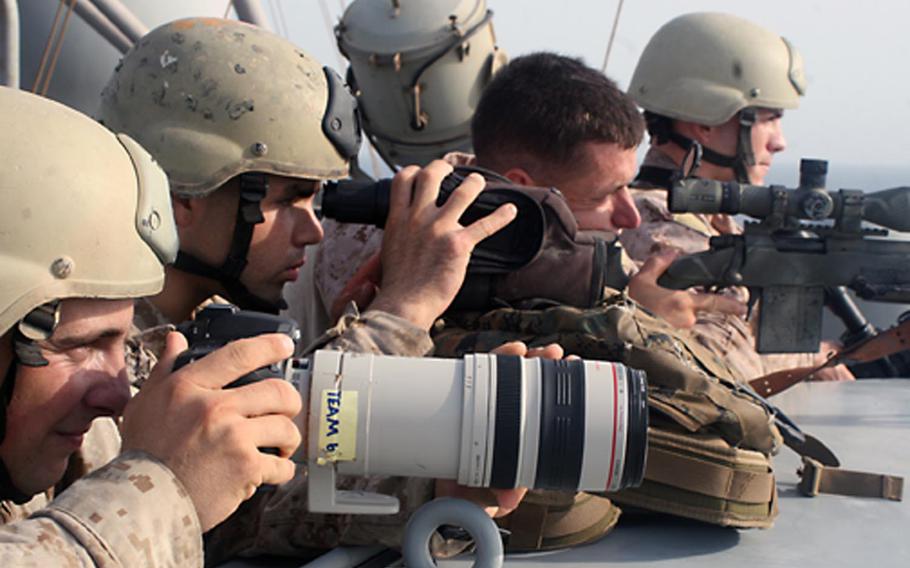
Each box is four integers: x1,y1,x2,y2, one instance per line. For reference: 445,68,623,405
284,220,384,347
620,147,820,382
0,413,203,567
128,298,451,565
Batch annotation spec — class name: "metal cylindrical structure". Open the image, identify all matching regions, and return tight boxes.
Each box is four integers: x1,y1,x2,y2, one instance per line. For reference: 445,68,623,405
71,0,132,53
232,0,271,30
89,0,147,42
1,0,19,87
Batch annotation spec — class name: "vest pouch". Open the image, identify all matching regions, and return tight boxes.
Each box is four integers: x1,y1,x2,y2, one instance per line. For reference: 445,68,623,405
605,426,778,528
495,491,621,552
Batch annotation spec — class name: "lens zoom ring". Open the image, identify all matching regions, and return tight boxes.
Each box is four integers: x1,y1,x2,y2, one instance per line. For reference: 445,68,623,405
536,359,585,490
490,355,522,488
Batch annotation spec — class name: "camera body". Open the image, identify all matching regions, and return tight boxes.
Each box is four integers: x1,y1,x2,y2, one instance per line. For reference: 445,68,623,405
174,303,301,387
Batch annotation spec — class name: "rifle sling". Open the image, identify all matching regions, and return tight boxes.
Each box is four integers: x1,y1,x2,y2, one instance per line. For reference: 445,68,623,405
749,366,819,397
841,318,910,363
797,458,904,501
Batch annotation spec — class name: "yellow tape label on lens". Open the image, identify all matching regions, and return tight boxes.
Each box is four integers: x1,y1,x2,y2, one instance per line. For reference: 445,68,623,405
318,389,357,462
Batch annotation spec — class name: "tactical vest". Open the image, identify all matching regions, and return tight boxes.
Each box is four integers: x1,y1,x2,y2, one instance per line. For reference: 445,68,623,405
434,292,783,539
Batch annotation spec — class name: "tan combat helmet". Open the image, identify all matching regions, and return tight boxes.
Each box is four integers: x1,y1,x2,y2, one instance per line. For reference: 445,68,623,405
0,87,177,341
98,18,361,311
336,0,507,168
628,12,807,182
99,17,359,196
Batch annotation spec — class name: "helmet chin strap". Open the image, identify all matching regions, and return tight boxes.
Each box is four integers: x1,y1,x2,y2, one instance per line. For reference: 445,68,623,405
173,173,287,314
1,306,58,504
661,108,757,184
0,357,32,504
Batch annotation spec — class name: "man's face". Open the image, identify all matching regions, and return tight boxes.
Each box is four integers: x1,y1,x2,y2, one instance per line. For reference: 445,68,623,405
546,141,641,234
243,176,324,302
706,108,787,184
181,175,324,303
0,299,133,495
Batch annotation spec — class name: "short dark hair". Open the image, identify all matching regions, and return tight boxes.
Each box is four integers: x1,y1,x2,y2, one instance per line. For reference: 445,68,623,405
472,52,643,175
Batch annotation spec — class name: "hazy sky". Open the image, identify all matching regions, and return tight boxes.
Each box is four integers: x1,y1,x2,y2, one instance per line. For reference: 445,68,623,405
290,0,910,174
20,0,910,177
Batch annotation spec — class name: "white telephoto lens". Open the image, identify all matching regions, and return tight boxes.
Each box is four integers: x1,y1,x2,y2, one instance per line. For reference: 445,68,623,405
304,351,647,492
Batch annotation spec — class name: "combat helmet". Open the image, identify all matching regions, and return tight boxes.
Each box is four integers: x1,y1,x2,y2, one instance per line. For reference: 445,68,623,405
628,12,807,183
0,87,176,468
98,18,361,310
0,87,176,341
336,0,507,168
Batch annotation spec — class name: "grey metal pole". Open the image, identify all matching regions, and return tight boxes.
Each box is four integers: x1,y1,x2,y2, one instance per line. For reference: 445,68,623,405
303,546,386,568
1,0,19,88
70,0,132,54
88,0,147,43
233,0,272,30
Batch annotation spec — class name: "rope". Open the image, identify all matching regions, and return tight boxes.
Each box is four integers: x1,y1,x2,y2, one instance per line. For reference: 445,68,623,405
34,0,78,96
601,0,625,73
32,0,66,93
266,0,290,37
223,1,233,19
266,0,281,36
275,0,290,37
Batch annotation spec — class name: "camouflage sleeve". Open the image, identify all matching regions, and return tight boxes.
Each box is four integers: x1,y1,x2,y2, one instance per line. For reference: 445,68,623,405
304,304,434,357
620,191,716,262
0,451,203,567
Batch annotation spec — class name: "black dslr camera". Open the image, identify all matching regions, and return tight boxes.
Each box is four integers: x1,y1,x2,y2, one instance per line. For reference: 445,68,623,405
173,304,301,388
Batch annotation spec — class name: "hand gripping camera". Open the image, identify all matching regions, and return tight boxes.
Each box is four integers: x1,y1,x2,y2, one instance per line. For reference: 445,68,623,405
177,304,648,514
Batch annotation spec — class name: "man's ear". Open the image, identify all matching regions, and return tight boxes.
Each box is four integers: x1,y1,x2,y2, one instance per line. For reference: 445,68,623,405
674,119,715,145
502,167,536,186
171,194,196,228
694,123,720,146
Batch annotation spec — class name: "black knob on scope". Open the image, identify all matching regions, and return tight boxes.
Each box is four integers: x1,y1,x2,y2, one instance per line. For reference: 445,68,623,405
799,159,828,190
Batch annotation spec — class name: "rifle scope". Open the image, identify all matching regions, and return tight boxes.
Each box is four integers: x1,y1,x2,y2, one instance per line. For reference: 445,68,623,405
668,159,910,232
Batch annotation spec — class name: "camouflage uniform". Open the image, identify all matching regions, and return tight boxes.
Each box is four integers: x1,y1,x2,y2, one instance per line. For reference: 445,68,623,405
1,437,203,566
284,220,384,347
128,298,452,565
620,147,820,382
